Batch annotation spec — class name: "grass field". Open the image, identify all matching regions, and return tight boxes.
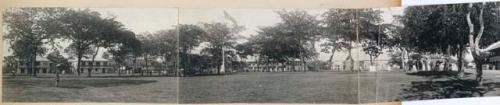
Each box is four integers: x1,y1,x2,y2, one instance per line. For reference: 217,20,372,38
4,70,500,103
3,76,178,103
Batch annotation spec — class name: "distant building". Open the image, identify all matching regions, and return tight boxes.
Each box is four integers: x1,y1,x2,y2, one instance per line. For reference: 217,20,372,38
74,59,116,74
16,57,54,74
244,60,306,72
14,57,117,75
487,56,500,70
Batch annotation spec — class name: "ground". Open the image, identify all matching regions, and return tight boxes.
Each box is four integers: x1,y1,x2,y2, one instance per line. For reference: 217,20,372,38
4,70,500,103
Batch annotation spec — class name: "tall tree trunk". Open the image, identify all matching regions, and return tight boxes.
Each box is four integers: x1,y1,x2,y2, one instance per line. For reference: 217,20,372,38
348,41,354,72
133,56,137,76
328,48,336,71
77,54,82,76
142,55,147,77
444,47,451,71
475,62,484,85
467,2,486,85
89,47,100,77
32,44,38,77
55,67,60,87
458,45,465,77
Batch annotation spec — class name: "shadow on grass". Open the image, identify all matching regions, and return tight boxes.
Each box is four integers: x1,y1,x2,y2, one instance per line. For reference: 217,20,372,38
398,79,500,101
406,71,472,79
4,79,157,89
59,79,157,89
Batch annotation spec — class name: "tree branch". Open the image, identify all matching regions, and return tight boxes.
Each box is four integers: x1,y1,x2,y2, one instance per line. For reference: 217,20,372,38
475,2,486,47
467,3,475,49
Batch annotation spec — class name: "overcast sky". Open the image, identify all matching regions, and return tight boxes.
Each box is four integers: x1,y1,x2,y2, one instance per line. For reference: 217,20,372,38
3,7,403,61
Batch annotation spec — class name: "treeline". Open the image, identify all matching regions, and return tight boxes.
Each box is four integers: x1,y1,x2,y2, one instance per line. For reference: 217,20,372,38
396,2,500,85
3,8,142,77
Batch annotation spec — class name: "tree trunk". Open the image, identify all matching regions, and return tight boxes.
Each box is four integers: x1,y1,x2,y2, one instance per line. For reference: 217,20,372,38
55,68,60,87
77,54,82,76
32,45,38,77
475,62,484,85
133,56,137,76
328,48,336,71
89,47,100,77
144,54,148,76
348,41,354,72
400,48,405,70
458,45,465,77
118,65,122,77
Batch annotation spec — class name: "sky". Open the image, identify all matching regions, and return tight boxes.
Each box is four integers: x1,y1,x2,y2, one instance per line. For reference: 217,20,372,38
3,7,403,62
179,8,403,61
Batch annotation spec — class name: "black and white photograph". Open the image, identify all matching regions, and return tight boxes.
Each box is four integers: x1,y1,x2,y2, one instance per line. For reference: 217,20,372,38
3,1,500,104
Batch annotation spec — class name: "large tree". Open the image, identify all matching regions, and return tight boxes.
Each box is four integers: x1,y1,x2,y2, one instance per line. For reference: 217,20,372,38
466,2,500,85
137,32,157,76
106,30,141,76
275,10,320,72
200,22,242,74
59,9,107,76
178,24,206,75
401,2,500,75
3,8,67,76
153,29,178,76
87,16,127,77
322,9,385,71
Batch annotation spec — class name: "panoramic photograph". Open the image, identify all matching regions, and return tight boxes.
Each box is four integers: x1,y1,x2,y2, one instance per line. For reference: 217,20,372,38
3,1,500,104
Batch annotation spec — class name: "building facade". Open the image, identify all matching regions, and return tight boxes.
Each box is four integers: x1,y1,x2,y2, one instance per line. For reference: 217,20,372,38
16,57,53,74
244,60,306,72
76,59,116,74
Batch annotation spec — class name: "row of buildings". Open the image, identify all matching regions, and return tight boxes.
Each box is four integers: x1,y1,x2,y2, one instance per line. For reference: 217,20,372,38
11,57,167,75
14,57,116,75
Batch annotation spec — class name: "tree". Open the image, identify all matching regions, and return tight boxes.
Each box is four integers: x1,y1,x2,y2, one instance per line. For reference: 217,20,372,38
275,10,321,72
3,8,67,76
322,9,385,71
137,33,152,76
178,24,206,75
3,56,18,76
385,15,410,70
58,9,96,76
466,2,500,85
152,29,178,76
106,30,141,76
47,51,71,87
200,22,242,74
363,42,383,65
87,16,127,77
401,5,469,72
58,9,114,76
401,2,500,76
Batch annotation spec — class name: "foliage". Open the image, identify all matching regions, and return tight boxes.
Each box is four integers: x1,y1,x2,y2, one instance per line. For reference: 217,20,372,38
46,51,71,72
3,8,68,76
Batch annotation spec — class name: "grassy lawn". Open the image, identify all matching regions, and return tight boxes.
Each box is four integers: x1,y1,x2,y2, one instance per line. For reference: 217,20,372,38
3,76,178,103
179,72,360,103
4,70,500,103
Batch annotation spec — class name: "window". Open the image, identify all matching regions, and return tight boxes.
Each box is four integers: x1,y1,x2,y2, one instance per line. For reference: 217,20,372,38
21,69,25,73
36,62,41,66
42,69,47,73
96,62,101,66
